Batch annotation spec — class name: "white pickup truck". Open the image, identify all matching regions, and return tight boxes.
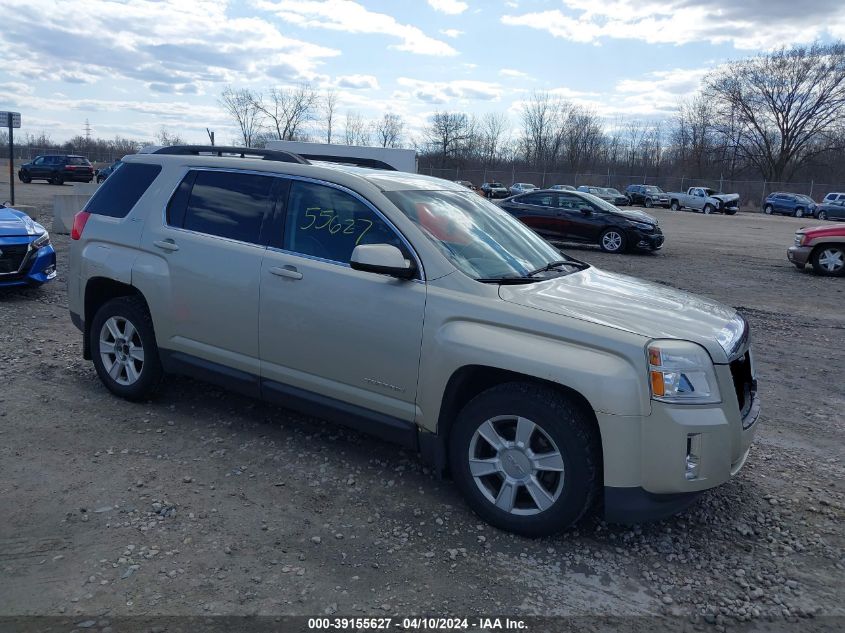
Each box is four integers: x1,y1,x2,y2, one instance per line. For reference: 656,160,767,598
668,187,740,215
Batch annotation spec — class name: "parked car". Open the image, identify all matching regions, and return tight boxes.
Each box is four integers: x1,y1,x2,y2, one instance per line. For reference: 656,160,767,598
626,184,670,208
821,192,845,205
0,204,57,287
481,181,509,199
18,155,94,184
667,187,739,215
601,187,630,206
510,182,538,196
96,159,122,184
577,185,616,204
499,189,664,253
815,200,845,221
549,184,575,191
68,145,758,536
788,224,845,276
762,192,817,218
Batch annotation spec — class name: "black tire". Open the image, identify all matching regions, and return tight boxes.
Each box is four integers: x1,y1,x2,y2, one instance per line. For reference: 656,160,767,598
97,175,105,183
764,205,773,215
794,207,805,218
449,382,601,537
670,200,680,211
703,204,714,214
810,245,845,277
725,209,737,216
818,210,827,220
599,228,627,253
644,198,654,209
19,171,31,184
52,173,64,185
90,296,163,401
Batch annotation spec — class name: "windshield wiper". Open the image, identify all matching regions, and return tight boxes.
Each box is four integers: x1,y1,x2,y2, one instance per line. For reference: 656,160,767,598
525,259,589,277
477,276,540,285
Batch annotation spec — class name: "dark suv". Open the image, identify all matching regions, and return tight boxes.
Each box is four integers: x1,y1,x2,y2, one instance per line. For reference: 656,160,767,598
18,155,94,185
481,181,509,199
499,189,664,253
626,184,670,208
763,192,817,218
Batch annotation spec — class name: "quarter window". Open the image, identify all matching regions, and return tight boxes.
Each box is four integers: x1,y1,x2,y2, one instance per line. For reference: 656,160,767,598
283,181,403,264
179,171,276,244
520,193,554,206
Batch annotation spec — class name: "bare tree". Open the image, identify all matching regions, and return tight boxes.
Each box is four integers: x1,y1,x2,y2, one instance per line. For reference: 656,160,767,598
155,126,184,146
424,111,472,166
254,84,319,141
219,86,263,148
705,42,845,181
321,88,339,144
343,111,370,146
373,113,405,148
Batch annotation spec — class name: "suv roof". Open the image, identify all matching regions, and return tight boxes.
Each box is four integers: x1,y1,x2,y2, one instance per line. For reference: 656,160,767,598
125,147,466,194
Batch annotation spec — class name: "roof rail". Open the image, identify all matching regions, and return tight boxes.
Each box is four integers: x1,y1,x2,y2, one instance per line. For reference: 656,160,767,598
151,145,310,165
297,154,397,171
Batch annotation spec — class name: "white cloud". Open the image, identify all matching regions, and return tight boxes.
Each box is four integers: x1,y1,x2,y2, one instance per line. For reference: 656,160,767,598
501,0,845,49
427,0,468,15
336,74,379,90
500,68,528,78
396,77,502,104
257,0,458,56
440,29,464,38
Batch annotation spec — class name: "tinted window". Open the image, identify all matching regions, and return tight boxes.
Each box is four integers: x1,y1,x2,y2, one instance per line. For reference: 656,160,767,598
520,193,554,206
33,157,45,165
182,171,275,244
68,156,90,165
283,181,403,263
558,193,590,210
85,162,162,218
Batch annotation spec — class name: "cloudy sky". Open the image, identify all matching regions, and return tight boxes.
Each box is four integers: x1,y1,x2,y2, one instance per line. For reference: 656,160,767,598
1,0,844,144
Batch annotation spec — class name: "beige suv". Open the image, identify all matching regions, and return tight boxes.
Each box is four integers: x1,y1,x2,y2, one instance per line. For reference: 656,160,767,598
68,146,760,536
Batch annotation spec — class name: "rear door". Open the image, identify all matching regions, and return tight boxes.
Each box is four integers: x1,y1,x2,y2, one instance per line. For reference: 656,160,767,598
258,178,425,423
139,169,278,380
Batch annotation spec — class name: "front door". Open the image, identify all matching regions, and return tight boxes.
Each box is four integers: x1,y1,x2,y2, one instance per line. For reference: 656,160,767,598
259,178,426,423
557,193,605,241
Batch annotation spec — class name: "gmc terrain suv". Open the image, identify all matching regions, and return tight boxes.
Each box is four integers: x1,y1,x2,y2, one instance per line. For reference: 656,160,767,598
18,155,94,184
68,146,760,536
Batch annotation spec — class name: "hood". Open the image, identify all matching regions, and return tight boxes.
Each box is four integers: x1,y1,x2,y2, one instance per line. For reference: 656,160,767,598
498,266,745,363
0,207,42,237
613,208,658,224
712,193,740,204
800,224,845,238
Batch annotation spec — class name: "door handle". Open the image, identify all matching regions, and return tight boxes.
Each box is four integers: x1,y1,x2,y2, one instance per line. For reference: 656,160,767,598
269,265,303,280
153,239,179,252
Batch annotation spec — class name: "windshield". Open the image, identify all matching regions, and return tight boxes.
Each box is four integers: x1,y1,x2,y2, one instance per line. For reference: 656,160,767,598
645,186,663,194
605,188,622,195
384,190,568,280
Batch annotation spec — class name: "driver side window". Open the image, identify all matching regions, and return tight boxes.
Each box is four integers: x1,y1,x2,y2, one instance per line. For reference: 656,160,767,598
34,157,45,165
283,181,404,264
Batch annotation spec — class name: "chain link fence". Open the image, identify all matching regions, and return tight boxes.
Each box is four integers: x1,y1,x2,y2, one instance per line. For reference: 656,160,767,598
1,145,122,166
421,166,844,211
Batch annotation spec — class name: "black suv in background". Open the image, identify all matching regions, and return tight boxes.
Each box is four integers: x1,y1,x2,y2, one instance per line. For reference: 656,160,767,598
18,155,94,185
626,184,670,208
481,181,509,199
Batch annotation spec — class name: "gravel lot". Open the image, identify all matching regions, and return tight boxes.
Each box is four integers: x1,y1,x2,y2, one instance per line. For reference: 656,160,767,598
1,182,843,627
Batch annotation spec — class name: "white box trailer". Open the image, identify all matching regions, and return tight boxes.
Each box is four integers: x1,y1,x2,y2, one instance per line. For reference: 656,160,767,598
265,140,417,173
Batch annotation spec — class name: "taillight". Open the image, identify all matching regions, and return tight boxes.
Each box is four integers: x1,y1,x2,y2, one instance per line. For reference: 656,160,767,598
71,211,91,240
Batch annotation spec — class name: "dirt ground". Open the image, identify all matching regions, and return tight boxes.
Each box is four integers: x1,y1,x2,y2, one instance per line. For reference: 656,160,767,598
0,181,843,627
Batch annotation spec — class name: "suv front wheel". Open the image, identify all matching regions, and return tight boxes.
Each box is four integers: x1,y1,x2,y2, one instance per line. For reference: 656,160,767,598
449,383,601,537
91,296,163,400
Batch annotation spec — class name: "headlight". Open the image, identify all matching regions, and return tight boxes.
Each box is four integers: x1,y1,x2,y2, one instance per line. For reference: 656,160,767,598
647,340,721,404
795,233,805,246
630,221,654,231
31,231,51,250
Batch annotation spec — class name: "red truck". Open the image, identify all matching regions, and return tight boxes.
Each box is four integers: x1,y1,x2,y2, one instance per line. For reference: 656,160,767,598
788,224,845,276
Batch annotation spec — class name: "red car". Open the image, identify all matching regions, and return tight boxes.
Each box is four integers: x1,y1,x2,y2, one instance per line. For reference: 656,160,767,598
788,224,845,276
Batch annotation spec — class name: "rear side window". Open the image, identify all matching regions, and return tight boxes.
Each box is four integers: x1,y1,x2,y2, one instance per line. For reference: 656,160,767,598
85,163,162,218
180,171,276,244
68,156,90,165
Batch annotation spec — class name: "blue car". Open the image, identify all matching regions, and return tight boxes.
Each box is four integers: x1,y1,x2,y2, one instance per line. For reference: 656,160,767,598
0,205,57,288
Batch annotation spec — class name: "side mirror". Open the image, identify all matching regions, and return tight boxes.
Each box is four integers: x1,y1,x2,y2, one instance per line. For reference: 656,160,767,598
579,206,593,215
350,244,416,279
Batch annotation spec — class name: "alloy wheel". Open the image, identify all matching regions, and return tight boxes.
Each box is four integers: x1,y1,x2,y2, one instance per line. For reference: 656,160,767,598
602,231,623,252
468,416,565,515
99,316,145,386
818,211,827,220
818,248,844,273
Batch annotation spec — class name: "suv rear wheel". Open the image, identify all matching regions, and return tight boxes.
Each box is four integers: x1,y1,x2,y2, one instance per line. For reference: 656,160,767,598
52,173,64,185
449,383,601,537
91,296,163,400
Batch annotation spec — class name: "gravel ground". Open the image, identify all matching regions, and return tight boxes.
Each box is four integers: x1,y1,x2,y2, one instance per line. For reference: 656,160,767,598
0,182,843,628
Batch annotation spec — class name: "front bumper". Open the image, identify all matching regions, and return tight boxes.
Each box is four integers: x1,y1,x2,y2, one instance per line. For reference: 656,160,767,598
787,245,812,266
0,240,57,287
629,228,665,250
600,355,759,522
